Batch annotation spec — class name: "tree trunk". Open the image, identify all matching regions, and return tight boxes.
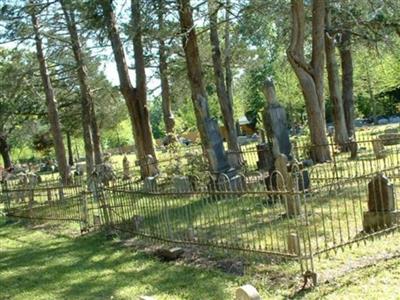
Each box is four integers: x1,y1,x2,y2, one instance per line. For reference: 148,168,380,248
101,0,158,178
0,133,12,169
157,0,175,140
325,7,349,150
177,0,230,173
29,2,70,183
60,0,100,174
66,131,74,166
339,30,355,137
224,0,234,122
207,0,240,167
90,105,102,166
287,0,330,163
131,0,158,169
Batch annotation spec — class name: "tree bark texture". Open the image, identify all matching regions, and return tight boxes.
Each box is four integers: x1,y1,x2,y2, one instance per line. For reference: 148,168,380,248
339,30,355,138
325,7,349,149
66,131,74,166
30,2,70,183
101,0,158,178
0,133,12,169
157,0,175,138
287,0,331,163
60,0,95,174
207,0,240,164
177,0,230,173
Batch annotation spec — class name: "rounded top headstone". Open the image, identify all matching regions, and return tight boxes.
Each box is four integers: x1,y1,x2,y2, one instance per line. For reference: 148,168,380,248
235,284,261,300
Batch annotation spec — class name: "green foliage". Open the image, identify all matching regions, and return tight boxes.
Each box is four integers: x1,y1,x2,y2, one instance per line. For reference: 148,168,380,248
149,97,166,139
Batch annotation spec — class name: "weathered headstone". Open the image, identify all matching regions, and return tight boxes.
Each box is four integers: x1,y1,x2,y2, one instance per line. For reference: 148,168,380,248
143,176,157,193
173,176,192,192
235,284,261,300
349,136,358,159
122,155,131,180
287,233,300,255
368,174,395,212
205,118,231,174
261,79,292,160
363,174,400,232
256,143,274,172
275,154,301,217
372,139,386,159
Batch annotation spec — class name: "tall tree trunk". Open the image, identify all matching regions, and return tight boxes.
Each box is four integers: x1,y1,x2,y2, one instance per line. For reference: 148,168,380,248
90,105,102,166
29,1,70,183
339,30,355,137
101,0,157,178
66,131,74,166
207,0,240,167
287,0,331,163
224,0,234,120
131,0,158,167
60,0,100,174
156,0,175,140
325,7,349,149
177,0,230,173
0,133,12,169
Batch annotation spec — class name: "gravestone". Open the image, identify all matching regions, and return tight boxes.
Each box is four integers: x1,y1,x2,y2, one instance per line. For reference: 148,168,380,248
235,284,261,300
363,174,400,232
122,156,131,180
256,143,274,172
372,139,386,159
287,233,300,255
261,79,292,160
275,154,301,217
173,176,192,192
143,176,157,193
205,118,231,174
349,137,358,159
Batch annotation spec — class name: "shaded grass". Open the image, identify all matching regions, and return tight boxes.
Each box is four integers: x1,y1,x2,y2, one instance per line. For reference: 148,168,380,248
0,217,239,300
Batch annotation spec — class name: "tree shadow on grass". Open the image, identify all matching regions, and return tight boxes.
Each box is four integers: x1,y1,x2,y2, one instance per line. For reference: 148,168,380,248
0,219,233,300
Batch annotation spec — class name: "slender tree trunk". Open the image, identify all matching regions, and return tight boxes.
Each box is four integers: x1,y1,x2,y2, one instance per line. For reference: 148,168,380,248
0,133,12,169
90,105,102,165
131,0,158,164
157,0,175,140
60,0,100,174
66,131,74,166
224,0,234,120
177,0,230,173
101,0,158,177
207,0,240,166
339,30,355,137
325,7,349,149
287,0,330,163
29,2,69,183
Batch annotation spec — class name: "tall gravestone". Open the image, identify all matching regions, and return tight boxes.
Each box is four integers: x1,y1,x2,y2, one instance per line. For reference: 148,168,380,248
261,79,292,160
205,118,231,174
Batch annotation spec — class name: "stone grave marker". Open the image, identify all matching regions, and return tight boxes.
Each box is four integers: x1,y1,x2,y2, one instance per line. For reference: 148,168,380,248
143,176,157,193
261,79,292,160
205,118,231,174
173,176,192,193
256,143,274,172
363,174,400,232
235,284,261,300
122,156,131,180
275,154,301,217
372,139,386,159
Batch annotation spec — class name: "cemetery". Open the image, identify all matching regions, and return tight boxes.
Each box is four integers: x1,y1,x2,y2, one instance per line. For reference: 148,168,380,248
1,0,400,298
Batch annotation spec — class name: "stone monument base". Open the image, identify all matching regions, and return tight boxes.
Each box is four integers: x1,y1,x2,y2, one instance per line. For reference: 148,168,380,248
363,210,400,232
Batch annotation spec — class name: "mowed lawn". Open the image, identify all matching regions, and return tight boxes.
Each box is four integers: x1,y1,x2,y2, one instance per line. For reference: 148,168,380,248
1,216,400,300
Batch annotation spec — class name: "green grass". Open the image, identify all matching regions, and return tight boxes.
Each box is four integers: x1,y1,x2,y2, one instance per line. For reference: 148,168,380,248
2,217,400,299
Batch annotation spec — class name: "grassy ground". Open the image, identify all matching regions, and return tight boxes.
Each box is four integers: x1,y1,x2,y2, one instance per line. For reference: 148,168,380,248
1,216,400,300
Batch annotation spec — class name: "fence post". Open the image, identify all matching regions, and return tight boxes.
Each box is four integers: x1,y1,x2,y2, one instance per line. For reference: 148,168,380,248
2,181,11,213
80,191,89,233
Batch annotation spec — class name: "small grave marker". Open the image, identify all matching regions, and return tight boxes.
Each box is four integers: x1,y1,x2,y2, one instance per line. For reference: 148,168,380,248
235,284,261,300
